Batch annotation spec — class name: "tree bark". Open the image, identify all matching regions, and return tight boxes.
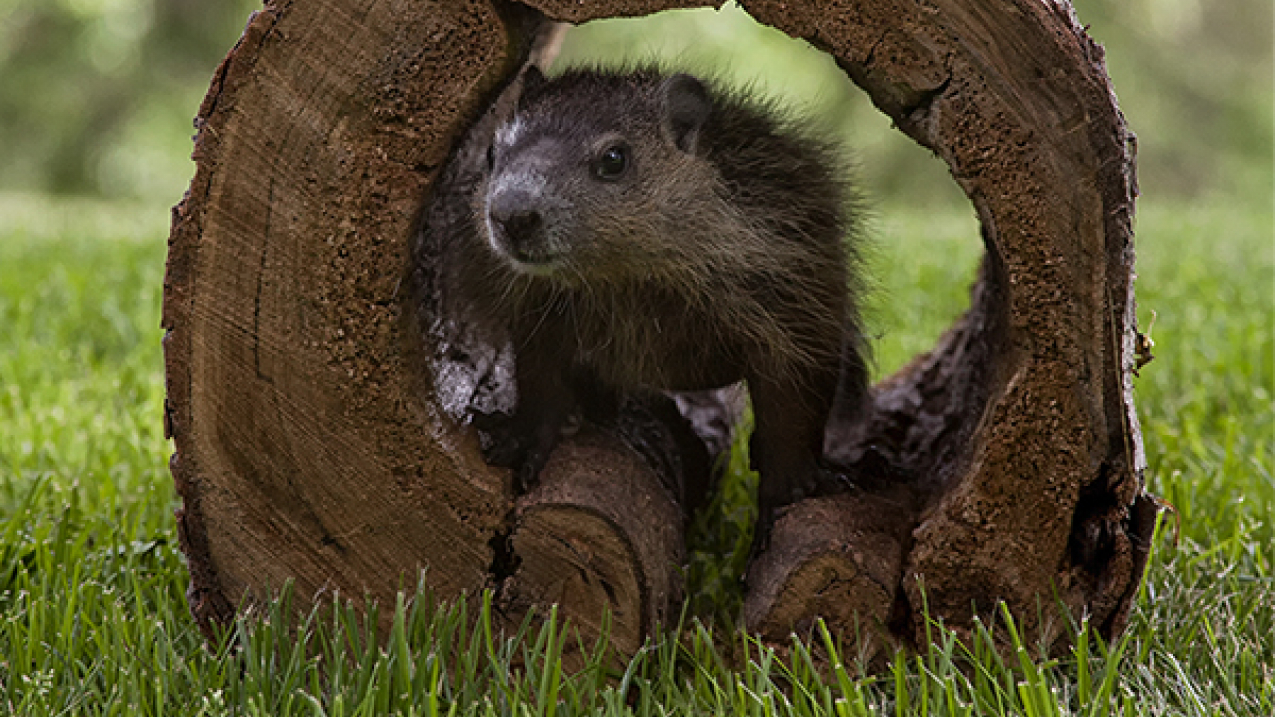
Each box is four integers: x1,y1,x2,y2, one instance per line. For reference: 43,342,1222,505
165,0,1155,657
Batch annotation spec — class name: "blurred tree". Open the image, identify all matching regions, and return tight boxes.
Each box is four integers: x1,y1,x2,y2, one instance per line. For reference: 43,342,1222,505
1074,0,1273,203
0,0,259,200
0,0,1268,204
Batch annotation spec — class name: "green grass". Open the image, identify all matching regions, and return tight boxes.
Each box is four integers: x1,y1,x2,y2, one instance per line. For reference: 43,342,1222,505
1,194,1271,715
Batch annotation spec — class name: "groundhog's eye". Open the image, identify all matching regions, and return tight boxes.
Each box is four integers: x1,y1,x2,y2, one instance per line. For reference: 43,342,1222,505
486,143,496,170
594,144,629,180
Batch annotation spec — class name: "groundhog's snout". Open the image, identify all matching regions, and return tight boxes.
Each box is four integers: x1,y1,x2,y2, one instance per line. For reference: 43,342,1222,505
487,189,549,265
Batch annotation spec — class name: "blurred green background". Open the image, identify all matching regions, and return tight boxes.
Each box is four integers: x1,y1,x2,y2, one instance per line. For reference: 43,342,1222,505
0,0,1271,209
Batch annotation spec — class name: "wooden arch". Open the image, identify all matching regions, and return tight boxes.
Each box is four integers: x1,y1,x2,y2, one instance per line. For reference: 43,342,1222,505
164,0,1156,657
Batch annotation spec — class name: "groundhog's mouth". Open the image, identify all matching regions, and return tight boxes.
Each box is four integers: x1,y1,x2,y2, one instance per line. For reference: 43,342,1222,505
503,250,565,277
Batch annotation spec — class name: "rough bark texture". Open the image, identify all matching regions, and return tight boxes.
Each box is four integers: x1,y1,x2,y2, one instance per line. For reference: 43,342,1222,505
728,0,1154,652
165,0,1153,656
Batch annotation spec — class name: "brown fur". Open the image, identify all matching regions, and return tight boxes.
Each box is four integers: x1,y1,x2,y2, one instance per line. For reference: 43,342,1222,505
422,65,868,549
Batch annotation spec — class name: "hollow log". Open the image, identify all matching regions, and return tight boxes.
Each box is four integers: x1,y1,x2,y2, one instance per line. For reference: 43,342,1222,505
165,0,1155,656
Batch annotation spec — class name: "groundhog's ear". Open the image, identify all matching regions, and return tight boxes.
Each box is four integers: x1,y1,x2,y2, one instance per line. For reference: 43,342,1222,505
661,74,711,154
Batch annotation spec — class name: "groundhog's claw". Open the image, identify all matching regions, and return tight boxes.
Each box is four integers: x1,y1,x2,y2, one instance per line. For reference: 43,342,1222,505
471,409,559,494
471,410,527,465
809,465,851,498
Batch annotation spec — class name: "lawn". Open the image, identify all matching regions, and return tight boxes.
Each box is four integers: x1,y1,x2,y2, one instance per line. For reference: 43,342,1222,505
1,194,1271,715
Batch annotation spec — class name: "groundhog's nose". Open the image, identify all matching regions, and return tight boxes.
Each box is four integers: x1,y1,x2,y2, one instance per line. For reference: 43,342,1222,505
493,209,541,243
489,204,544,260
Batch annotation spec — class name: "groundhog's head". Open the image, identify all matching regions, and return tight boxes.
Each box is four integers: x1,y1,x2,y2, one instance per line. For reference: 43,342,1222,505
479,66,722,283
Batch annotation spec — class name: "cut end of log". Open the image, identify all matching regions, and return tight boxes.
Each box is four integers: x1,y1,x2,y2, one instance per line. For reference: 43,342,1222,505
744,490,915,660
498,427,687,654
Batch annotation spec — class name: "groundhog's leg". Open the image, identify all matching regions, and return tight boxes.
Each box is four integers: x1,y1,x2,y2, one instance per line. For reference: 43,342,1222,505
748,367,841,552
829,327,872,431
474,328,578,494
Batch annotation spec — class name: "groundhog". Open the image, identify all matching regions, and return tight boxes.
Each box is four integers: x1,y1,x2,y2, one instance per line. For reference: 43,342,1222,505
427,65,868,550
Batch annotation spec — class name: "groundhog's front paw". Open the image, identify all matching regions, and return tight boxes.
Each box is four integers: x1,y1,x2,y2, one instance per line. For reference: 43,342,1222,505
808,465,851,498
471,410,555,494
471,410,529,467
783,465,851,506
